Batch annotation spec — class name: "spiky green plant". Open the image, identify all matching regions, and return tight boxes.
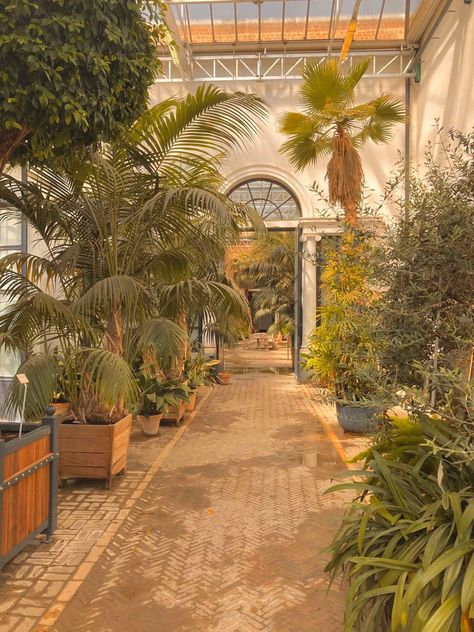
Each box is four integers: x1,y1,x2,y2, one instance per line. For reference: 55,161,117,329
327,412,474,632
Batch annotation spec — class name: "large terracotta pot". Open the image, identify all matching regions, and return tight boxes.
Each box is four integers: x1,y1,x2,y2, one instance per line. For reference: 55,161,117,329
59,414,132,488
137,414,162,436
219,372,231,385
185,391,197,412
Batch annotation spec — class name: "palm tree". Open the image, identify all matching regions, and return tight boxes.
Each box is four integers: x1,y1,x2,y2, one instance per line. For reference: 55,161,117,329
279,59,404,225
233,233,295,336
0,85,267,420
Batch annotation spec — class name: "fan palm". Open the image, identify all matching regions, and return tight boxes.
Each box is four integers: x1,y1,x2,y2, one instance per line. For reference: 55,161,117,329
279,59,404,225
0,85,267,420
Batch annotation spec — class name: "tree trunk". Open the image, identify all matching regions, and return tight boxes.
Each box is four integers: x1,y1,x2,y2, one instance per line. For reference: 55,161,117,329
344,201,359,227
168,311,189,378
0,125,30,173
105,300,125,415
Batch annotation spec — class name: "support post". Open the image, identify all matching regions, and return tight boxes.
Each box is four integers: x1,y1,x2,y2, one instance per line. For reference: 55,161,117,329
42,406,59,536
0,439,4,564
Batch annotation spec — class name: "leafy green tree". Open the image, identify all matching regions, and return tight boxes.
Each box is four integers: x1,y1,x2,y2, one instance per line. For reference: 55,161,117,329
0,0,167,171
279,59,404,225
376,129,474,397
0,85,267,420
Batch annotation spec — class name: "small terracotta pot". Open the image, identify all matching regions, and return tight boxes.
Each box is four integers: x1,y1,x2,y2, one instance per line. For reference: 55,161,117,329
219,372,231,385
137,414,162,436
51,402,71,417
185,391,197,412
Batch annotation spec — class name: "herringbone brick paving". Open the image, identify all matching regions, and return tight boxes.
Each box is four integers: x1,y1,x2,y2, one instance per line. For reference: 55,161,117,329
0,420,182,632
54,373,351,632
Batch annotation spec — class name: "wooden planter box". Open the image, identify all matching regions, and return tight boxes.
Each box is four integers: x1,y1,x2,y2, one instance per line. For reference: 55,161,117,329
59,414,132,488
0,413,59,570
162,401,186,427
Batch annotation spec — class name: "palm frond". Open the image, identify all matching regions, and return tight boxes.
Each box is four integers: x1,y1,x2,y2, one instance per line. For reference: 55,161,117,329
4,354,58,420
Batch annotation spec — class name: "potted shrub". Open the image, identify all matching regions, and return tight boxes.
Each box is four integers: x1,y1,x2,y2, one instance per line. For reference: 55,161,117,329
304,230,385,433
159,379,191,427
183,356,220,410
136,375,190,435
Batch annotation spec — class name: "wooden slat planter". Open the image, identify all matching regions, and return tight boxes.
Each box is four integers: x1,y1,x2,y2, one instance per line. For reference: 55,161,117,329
59,414,132,488
0,412,59,570
162,402,186,427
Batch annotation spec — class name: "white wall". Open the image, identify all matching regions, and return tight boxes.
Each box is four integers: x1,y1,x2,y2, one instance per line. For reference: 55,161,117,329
150,75,406,220
412,0,474,160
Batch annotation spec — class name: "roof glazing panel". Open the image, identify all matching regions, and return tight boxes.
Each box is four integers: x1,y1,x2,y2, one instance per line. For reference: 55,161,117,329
169,0,412,46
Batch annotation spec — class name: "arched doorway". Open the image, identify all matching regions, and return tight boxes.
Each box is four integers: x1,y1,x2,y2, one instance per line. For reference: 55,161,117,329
225,177,303,375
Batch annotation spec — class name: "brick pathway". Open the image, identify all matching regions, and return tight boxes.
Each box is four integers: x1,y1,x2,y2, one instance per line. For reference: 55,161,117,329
52,373,351,632
0,417,186,632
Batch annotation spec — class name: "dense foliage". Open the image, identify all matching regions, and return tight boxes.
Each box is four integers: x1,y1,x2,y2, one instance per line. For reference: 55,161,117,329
0,0,166,170
325,129,474,632
0,86,267,421
304,229,383,401
376,130,474,392
327,405,474,631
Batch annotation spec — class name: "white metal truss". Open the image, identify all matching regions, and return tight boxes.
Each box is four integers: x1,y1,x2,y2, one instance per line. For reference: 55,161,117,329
156,49,417,83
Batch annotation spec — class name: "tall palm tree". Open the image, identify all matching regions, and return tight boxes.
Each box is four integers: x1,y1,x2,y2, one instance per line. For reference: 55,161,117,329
0,85,267,419
279,59,404,225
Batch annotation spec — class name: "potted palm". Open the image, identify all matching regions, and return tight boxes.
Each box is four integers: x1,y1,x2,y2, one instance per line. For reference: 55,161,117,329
160,379,191,427
304,230,385,433
183,355,220,410
0,87,267,482
136,375,189,436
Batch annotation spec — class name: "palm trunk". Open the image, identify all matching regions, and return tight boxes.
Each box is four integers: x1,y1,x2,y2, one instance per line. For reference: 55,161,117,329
169,310,189,378
105,300,125,415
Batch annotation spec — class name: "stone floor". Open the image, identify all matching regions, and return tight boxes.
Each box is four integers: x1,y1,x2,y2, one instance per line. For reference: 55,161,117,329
53,374,356,632
224,341,293,371
0,371,367,632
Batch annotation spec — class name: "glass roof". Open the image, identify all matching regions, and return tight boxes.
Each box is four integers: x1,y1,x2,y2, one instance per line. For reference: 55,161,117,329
169,0,424,47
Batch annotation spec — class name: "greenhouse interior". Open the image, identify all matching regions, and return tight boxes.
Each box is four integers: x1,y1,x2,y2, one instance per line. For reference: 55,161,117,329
0,0,473,630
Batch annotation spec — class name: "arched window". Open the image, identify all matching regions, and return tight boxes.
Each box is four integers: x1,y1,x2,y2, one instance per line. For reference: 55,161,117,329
228,178,300,222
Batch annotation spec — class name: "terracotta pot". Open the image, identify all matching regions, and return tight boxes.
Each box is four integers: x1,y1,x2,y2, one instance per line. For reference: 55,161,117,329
59,414,132,488
219,372,231,385
185,391,197,412
137,414,162,436
51,402,70,417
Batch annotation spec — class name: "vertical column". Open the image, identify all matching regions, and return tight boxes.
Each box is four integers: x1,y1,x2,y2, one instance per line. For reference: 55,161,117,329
0,439,5,568
301,234,317,353
42,407,59,537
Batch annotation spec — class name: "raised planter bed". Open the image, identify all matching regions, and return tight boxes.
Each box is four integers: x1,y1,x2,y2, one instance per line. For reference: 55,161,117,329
0,411,59,570
59,414,132,488
162,402,186,427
